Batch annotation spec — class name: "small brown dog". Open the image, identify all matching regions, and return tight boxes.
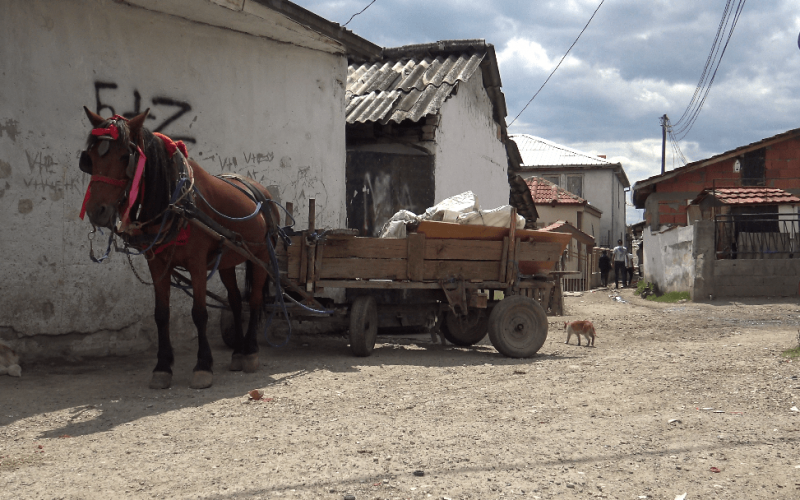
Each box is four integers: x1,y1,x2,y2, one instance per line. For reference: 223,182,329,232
564,320,596,347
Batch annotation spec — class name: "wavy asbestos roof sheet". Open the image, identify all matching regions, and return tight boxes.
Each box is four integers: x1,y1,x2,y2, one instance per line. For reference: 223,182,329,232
347,52,485,124
511,134,617,167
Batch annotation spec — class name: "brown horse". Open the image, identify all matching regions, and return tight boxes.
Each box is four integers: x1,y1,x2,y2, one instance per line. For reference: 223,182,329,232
80,107,279,389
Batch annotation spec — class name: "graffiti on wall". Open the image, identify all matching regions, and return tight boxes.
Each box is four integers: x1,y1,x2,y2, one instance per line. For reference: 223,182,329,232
94,81,196,143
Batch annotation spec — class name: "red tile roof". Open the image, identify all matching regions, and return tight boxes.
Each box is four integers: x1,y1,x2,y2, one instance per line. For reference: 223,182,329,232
693,187,800,205
525,177,586,205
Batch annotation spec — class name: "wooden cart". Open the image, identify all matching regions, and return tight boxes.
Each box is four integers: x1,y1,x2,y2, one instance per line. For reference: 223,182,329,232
223,202,571,358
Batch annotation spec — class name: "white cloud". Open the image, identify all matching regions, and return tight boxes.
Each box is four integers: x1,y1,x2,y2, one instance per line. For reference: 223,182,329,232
497,37,581,73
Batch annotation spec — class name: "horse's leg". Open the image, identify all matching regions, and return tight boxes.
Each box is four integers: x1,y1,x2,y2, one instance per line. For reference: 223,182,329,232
242,261,268,373
219,267,246,371
148,258,174,389
187,256,214,389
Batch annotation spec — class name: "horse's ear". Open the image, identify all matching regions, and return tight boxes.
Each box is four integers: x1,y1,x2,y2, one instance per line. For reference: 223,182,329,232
128,108,150,134
84,106,106,127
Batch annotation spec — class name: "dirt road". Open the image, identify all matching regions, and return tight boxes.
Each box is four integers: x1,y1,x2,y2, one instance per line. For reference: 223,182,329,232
2,288,799,499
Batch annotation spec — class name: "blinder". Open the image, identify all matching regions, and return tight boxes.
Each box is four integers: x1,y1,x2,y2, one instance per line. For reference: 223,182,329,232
79,137,139,180
79,150,93,174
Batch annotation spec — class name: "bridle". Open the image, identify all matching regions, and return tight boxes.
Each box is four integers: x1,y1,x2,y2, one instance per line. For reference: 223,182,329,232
79,115,147,230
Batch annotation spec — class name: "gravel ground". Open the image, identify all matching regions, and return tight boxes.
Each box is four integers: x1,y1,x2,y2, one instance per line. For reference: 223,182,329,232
1,287,799,499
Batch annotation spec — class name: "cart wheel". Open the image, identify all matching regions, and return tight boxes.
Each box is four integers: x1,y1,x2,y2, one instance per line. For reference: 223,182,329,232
488,296,548,358
349,296,378,357
440,310,488,346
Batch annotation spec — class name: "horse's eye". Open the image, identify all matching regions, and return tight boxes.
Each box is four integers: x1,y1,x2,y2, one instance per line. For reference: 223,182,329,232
121,154,130,164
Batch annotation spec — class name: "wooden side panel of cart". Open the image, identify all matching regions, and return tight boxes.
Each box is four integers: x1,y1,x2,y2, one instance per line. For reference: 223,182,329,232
280,222,571,288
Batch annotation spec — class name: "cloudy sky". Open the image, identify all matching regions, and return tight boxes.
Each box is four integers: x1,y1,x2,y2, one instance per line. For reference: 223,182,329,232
294,0,800,223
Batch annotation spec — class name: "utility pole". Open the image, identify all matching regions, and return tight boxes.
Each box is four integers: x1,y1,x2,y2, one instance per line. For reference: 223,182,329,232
660,114,668,174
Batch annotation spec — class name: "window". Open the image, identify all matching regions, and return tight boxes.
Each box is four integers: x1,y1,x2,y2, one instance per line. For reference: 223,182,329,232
566,175,583,197
543,175,560,186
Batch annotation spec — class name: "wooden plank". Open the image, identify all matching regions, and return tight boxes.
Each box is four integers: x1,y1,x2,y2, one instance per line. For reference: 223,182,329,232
308,198,316,233
323,238,407,259
516,241,564,262
407,232,426,281
423,260,499,281
506,209,517,283
299,237,308,283
319,258,407,280
499,237,509,282
424,239,504,261
416,220,572,244
306,242,316,285
323,237,504,261
314,241,325,284
286,236,302,280
318,259,499,281
319,280,442,290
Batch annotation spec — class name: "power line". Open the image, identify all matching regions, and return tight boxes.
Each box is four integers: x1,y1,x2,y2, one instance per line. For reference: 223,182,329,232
508,0,606,128
343,0,378,28
671,0,747,140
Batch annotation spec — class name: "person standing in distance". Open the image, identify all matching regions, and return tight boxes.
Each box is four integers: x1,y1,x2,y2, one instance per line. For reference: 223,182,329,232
625,250,635,286
598,250,611,288
612,239,627,288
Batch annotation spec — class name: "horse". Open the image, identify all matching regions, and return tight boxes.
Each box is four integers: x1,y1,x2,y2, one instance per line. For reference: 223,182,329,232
79,107,280,389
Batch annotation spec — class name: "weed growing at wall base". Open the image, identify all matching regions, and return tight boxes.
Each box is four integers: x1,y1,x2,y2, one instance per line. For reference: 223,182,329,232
782,330,800,359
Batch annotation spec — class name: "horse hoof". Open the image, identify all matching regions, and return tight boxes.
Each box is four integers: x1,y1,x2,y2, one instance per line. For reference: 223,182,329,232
149,372,172,389
243,353,259,373
190,371,213,389
229,353,243,371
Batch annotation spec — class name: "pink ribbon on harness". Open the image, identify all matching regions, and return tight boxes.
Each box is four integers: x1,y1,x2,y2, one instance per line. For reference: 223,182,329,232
120,145,147,229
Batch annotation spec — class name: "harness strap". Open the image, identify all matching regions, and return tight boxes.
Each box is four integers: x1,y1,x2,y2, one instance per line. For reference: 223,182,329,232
79,175,129,220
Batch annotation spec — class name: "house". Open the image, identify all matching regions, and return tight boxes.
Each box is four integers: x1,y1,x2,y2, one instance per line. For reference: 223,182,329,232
511,134,630,247
632,127,800,230
688,187,800,260
525,177,599,290
632,128,800,299
346,40,515,235
540,221,596,292
0,0,380,358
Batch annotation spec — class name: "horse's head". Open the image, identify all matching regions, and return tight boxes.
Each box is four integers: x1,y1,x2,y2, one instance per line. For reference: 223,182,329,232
80,107,149,229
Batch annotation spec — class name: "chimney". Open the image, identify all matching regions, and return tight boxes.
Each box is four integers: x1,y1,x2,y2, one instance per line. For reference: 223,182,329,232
598,154,606,159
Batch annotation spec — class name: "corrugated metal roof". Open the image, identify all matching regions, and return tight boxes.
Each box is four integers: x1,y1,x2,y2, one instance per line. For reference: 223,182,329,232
347,52,485,124
693,187,800,205
526,177,586,205
511,134,618,167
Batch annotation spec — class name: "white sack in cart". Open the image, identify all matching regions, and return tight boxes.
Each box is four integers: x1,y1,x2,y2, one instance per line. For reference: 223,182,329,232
378,210,418,239
421,191,479,222
456,205,525,229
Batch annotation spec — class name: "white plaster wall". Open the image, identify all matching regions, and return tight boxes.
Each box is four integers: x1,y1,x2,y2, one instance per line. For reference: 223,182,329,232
433,72,509,210
0,0,346,351
642,225,695,294
534,205,579,227
581,169,626,246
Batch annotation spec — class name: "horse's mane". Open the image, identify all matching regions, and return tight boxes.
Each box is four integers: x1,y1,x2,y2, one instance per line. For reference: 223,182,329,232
85,119,173,223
